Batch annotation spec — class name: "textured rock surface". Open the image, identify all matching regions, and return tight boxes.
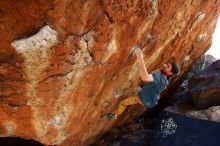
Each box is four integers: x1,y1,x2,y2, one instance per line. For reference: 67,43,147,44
189,60,220,108
186,54,217,79
186,106,220,122
170,55,217,105
166,103,220,123
0,0,219,145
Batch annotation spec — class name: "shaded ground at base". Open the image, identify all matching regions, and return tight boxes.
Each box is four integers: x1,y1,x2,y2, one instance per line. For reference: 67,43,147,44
0,137,44,146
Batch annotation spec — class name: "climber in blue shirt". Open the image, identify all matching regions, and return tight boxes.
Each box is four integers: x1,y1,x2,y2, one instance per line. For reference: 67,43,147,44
107,47,180,120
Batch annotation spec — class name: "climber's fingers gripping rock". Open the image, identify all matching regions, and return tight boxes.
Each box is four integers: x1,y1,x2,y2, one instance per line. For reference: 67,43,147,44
134,47,144,59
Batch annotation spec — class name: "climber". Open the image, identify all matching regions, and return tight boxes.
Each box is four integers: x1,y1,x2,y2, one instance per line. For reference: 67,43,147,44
107,47,180,120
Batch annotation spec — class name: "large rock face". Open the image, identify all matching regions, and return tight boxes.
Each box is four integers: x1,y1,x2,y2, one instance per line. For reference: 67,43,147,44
189,60,220,108
0,0,219,145
166,102,220,123
186,54,217,79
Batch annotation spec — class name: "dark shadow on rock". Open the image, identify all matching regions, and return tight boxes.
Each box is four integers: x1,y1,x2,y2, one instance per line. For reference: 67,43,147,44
189,60,220,108
0,137,44,146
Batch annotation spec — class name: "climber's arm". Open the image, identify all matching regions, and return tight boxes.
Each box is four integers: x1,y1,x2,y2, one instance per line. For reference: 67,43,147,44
137,56,154,82
135,48,154,82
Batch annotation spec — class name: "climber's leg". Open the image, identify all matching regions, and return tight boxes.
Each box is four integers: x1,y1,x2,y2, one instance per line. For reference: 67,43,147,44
107,95,143,120
115,95,143,116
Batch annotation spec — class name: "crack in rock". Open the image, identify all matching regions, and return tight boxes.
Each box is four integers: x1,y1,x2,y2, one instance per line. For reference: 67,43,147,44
190,11,205,30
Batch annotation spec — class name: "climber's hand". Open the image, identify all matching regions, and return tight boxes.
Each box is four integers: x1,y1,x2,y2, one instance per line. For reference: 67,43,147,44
135,47,143,59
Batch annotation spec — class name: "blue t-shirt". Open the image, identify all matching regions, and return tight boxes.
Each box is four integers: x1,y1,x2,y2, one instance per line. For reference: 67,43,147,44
139,71,169,108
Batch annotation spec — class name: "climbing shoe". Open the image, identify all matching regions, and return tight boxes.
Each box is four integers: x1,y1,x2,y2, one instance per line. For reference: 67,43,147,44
107,112,117,120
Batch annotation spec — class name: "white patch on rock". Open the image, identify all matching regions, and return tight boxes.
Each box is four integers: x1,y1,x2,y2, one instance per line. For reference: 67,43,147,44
183,55,190,62
186,106,220,122
47,105,69,130
176,11,184,21
102,30,117,63
39,36,94,143
72,39,93,69
10,25,58,142
197,33,207,42
190,11,205,30
1,121,16,136
196,11,205,22
146,32,153,39
39,104,71,144
83,30,95,51
145,46,163,67
59,37,93,93
113,89,124,98
127,45,139,58
151,0,157,11
208,106,220,121
11,25,58,80
133,86,142,94
53,132,71,145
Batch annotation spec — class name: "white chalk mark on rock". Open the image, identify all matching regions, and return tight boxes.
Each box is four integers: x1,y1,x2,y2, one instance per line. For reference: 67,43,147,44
190,11,205,30
102,29,117,63
197,33,207,42
1,121,16,136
